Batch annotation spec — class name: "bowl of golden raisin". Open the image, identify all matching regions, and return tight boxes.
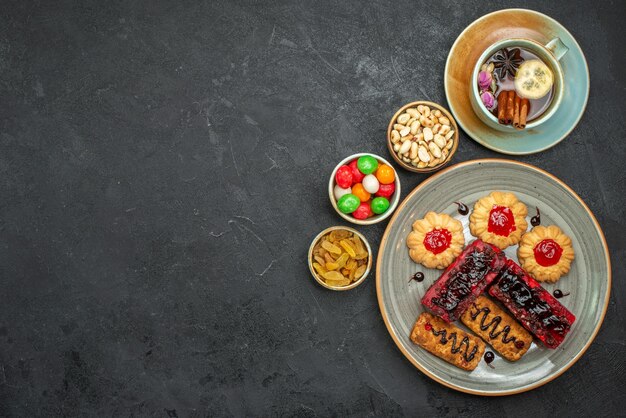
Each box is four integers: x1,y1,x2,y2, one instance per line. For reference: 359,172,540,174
308,226,372,291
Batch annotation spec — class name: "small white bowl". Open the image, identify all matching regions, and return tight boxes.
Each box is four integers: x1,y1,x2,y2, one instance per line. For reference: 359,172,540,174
308,226,373,291
328,153,401,225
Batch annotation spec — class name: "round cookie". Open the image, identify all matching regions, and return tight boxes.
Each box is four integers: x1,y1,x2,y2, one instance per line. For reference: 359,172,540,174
518,225,575,283
406,212,465,269
469,191,528,250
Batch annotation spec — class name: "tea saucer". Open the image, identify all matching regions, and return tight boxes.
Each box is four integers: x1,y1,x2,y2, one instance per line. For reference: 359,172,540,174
444,9,589,155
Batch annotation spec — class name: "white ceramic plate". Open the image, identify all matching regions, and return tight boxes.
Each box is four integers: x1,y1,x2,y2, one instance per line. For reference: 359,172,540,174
376,159,610,395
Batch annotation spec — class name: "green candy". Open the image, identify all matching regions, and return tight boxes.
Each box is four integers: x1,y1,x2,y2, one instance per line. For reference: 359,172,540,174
371,197,390,214
357,155,378,175
337,194,360,214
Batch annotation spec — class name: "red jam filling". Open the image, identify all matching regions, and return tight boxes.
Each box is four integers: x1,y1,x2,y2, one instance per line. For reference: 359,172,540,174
488,205,516,236
533,239,563,267
423,228,452,255
424,323,432,331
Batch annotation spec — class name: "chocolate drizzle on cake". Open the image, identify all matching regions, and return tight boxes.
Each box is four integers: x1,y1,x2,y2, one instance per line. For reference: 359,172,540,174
496,269,570,336
469,304,517,345
432,249,493,312
430,327,479,363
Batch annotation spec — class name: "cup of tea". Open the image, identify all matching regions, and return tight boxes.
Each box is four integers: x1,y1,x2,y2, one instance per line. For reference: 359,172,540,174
469,37,568,131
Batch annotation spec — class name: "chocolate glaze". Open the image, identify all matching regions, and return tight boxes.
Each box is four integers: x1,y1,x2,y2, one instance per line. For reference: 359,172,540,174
496,269,570,336
432,249,495,312
484,351,495,364
553,289,570,299
454,201,469,216
530,207,541,227
409,272,425,283
469,304,517,345
430,327,479,363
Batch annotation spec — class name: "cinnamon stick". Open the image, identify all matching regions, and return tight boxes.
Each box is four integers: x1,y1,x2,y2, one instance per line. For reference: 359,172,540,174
519,98,530,129
513,93,522,129
505,91,514,124
497,91,508,124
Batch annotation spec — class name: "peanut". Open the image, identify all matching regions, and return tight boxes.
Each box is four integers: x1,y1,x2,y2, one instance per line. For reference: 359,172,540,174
397,113,411,124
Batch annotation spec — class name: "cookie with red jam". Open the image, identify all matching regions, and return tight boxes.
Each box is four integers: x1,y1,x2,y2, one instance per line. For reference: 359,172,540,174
469,191,528,250
517,225,575,283
406,212,465,269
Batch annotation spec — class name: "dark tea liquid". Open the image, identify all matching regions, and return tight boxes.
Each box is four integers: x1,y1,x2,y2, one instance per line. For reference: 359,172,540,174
485,48,554,122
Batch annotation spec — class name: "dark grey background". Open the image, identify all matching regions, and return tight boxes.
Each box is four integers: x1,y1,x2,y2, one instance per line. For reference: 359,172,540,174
1,0,624,416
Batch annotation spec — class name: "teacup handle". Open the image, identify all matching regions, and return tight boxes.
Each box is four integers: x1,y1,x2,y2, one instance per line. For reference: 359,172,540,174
545,37,568,60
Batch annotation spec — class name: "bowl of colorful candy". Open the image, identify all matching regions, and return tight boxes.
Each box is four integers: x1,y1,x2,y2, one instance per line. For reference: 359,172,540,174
329,153,401,225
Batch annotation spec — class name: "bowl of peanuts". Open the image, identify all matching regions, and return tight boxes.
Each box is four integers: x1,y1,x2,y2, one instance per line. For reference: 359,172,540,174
308,226,372,291
386,101,459,173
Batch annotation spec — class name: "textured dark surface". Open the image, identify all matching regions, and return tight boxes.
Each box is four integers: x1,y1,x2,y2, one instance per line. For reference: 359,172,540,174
0,0,624,416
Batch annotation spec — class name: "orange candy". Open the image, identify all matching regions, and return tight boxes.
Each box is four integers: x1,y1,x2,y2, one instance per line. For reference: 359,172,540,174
376,164,395,184
351,183,371,202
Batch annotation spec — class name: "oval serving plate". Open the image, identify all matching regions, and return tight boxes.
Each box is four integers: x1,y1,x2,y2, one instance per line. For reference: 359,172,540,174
444,9,590,155
376,159,610,395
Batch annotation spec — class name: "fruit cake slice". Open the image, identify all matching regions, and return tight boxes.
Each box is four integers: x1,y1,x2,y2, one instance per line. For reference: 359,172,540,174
421,239,506,322
489,259,576,349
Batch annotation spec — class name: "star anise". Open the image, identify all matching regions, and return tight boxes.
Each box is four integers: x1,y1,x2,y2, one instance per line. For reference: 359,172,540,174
492,48,523,79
